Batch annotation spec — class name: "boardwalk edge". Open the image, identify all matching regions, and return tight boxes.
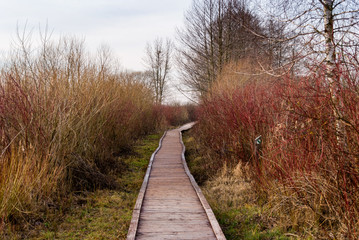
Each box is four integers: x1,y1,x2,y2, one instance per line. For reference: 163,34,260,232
126,131,167,240
179,123,227,240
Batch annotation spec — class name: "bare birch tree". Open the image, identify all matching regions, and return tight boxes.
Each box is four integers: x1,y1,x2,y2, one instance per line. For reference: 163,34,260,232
255,0,359,149
256,0,359,68
144,38,172,104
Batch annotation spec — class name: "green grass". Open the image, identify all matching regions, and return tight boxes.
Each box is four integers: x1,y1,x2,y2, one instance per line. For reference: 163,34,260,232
27,133,162,240
210,204,290,240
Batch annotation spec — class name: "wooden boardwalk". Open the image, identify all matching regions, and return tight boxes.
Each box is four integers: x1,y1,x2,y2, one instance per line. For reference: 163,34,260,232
127,123,225,240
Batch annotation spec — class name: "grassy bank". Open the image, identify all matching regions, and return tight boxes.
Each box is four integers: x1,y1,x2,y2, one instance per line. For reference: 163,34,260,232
183,131,293,240
15,133,162,240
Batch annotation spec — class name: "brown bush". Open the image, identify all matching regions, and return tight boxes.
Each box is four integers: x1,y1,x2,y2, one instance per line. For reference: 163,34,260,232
0,37,161,229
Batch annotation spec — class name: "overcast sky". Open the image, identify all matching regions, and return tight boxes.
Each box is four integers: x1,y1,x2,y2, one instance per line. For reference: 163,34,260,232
0,0,192,72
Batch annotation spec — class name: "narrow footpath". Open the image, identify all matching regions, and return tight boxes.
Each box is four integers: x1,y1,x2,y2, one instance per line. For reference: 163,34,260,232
127,123,225,240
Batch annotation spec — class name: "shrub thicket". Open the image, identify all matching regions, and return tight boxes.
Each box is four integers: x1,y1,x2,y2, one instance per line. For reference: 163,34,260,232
0,37,163,229
195,58,359,238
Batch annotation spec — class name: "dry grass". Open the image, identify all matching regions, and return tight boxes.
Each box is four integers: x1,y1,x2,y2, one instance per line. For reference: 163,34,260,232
0,148,63,233
203,164,254,209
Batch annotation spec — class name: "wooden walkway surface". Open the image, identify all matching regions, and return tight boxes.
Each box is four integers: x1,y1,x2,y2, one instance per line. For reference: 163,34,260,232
127,123,225,240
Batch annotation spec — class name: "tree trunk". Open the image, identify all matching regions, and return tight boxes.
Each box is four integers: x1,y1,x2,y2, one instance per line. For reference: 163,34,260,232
323,0,347,150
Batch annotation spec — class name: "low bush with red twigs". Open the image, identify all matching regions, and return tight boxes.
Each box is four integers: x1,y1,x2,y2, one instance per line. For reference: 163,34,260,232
195,59,359,238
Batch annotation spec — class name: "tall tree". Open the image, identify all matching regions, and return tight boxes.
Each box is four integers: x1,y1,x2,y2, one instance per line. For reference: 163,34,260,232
144,38,172,104
177,0,263,97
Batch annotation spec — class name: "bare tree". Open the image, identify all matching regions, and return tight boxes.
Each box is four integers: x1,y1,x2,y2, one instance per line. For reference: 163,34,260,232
255,0,359,69
118,70,152,87
177,0,263,97
144,38,172,104
252,0,359,151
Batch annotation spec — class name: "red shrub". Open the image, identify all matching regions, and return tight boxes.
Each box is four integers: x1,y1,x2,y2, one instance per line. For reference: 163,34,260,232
196,79,281,172
196,60,359,237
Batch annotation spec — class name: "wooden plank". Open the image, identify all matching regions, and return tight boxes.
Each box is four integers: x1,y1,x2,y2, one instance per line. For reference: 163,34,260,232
143,199,200,203
148,177,189,181
146,185,194,190
144,187,196,192
140,212,208,221
143,193,197,199
151,168,185,173
142,203,203,209
142,200,203,206
149,172,187,175
151,163,183,166
141,206,204,212
137,223,212,233
143,199,200,204
139,219,211,225
140,208,205,213
136,232,216,240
